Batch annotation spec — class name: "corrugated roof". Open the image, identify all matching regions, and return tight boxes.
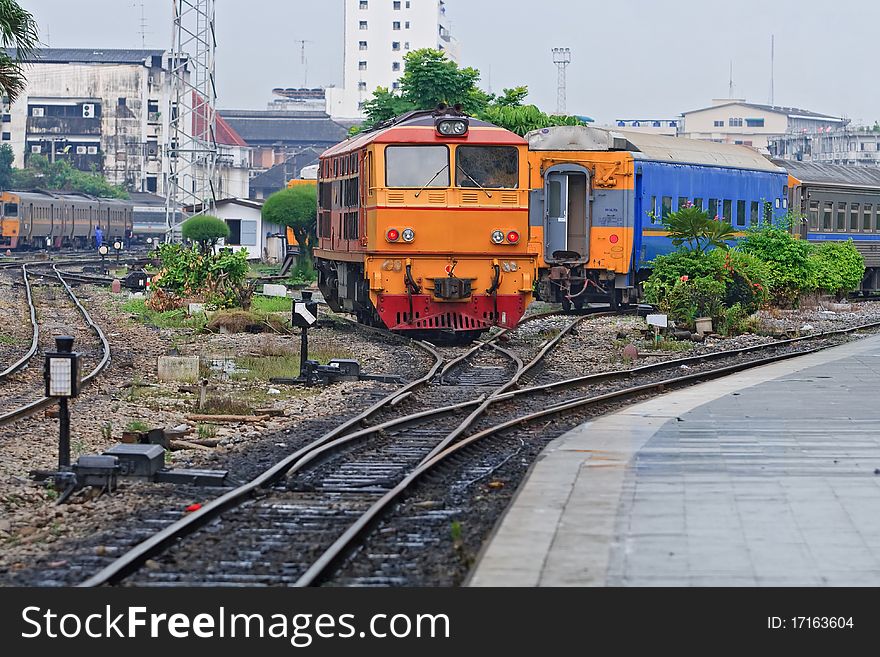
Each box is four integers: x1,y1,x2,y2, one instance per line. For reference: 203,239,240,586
250,149,323,193
772,159,880,188
7,47,164,64
220,111,349,145
620,130,785,172
682,101,845,121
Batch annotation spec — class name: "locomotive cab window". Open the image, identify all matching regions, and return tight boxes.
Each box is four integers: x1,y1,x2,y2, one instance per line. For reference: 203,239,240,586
4,202,17,216
455,146,518,189
385,145,449,188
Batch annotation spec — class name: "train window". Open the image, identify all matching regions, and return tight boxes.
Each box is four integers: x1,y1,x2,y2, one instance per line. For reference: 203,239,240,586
385,145,449,188
548,181,562,217
764,201,773,224
751,201,760,226
736,200,746,227
708,199,717,218
850,204,860,231
722,199,732,223
3,202,17,216
836,202,846,231
678,197,688,211
693,197,703,210
661,196,672,219
823,202,833,230
455,146,518,189
864,204,873,232
808,201,819,230
649,195,656,223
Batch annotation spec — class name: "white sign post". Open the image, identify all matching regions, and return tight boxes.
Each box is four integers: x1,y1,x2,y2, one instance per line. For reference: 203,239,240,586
646,314,668,344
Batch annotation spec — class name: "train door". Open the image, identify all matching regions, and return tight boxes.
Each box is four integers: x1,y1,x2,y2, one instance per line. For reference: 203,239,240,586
544,168,590,262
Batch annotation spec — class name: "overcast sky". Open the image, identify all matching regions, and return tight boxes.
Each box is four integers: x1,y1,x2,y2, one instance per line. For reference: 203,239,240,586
21,0,880,124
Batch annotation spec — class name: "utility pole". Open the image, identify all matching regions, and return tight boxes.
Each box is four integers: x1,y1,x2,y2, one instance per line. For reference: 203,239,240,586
769,34,775,106
552,47,571,115
165,0,219,241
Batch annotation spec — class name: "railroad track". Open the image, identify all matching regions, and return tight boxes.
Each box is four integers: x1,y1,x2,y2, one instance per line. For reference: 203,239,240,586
69,311,880,587
77,311,591,586
0,263,111,427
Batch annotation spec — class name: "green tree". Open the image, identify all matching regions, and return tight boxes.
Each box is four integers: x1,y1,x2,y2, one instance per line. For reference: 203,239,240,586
660,203,737,254
262,185,318,264
357,49,584,136
0,143,13,190
0,1,38,103
180,215,230,254
11,155,128,197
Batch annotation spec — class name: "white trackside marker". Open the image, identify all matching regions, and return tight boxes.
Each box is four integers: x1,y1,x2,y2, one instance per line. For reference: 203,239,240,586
294,302,317,326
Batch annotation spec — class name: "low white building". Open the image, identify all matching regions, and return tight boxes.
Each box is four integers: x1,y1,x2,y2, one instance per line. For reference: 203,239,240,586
681,99,847,152
186,198,285,262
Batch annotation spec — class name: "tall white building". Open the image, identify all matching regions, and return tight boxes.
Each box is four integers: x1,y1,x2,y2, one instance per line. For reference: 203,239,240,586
326,0,459,120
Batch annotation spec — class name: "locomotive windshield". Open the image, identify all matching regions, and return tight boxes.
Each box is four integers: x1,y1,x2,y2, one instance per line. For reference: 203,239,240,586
385,145,449,188
456,146,518,189
3,202,17,216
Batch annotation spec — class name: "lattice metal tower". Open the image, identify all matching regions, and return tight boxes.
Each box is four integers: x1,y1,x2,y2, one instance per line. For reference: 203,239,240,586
552,47,571,115
165,0,218,239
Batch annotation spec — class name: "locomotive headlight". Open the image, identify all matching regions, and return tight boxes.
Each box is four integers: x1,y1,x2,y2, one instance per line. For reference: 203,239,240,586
382,259,395,271
402,228,415,243
491,230,505,244
386,228,400,242
436,119,469,137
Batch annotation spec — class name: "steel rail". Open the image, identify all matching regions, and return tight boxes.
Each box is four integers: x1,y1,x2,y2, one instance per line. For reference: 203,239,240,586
79,312,586,587
0,266,39,380
292,321,880,586
0,265,113,426
79,337,445,587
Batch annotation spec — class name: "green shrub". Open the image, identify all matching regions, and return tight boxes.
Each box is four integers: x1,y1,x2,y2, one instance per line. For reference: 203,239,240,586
738,221,816,307
181,215,230,253
722,250,770,314
154,243,250,308
811,240,865,298
644,249,726,303
661,277,725,330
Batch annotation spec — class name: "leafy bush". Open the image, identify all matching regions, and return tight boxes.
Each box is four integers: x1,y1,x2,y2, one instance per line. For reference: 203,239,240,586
181,215,230,253
645,248,769,333
644,249,727,303
722,250,770,314
153,243,250,308
738,221,816,307
811,240,865,298
662,277,726,330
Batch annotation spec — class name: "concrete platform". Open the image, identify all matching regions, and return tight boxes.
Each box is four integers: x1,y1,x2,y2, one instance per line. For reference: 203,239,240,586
469,333,880,586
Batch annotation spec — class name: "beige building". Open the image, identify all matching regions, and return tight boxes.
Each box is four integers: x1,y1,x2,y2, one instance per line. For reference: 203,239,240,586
681,99,847,152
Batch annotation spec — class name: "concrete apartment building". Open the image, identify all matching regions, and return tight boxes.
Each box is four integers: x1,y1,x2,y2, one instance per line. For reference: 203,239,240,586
5,48,250,197
326,0,459,119
681,98,847,151
769,127,880,167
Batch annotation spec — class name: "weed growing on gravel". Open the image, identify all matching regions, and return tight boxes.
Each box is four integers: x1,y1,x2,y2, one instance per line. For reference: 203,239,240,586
100,422,113,441
121,298,207,330
198,424,217,440
126,420,150,432
0,334,17,345
251,296,293,313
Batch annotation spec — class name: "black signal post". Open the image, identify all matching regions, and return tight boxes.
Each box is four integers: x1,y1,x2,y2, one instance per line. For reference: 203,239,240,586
292,291,319,380
44,335,81,470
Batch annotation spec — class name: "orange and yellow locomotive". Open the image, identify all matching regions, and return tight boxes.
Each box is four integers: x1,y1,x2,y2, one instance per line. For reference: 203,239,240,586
315,109,536,339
